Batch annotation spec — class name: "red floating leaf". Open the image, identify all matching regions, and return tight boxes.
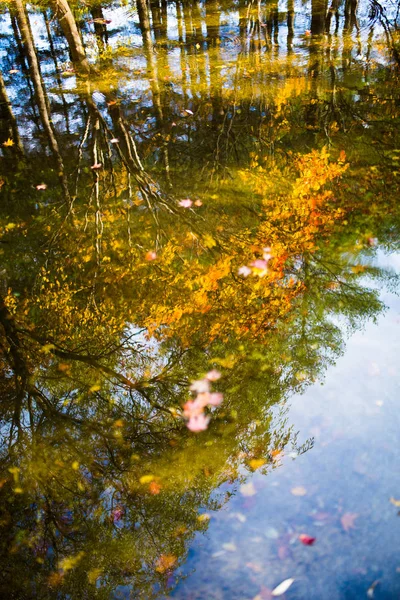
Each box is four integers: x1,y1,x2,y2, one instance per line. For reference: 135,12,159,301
299,533,316,545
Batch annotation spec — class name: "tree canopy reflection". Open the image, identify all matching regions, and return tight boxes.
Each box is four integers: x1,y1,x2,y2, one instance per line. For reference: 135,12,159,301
0,0,399,597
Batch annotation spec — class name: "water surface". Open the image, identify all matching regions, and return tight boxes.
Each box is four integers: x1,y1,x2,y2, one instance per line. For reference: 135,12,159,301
0,0,400,598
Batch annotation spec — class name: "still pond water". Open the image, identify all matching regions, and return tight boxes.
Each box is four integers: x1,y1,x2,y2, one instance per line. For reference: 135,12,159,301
0,0,400,598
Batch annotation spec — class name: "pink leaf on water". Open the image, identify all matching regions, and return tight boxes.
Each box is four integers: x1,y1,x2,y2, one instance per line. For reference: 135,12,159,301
238,266,252,277
251,259,268,270
189,379,210,393
206,369,221,381
178,199,193,208
187,414,210,432
208,392,223,406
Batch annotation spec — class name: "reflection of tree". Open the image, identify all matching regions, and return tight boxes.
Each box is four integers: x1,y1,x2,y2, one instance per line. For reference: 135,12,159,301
1,1,400,597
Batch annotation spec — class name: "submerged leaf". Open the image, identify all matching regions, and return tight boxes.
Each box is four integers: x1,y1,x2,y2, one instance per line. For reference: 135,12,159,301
271,578,295,596
341,512,358,532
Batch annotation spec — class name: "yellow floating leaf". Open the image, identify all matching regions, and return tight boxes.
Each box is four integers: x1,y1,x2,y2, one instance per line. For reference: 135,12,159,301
40,344,56,354
249,458,266,470
89,384,101,392
203,234,216,248
88,568,102,584
197,513,210,522
3,138,14,147
139,475,154,484
390,497,400,507
155,554,176,573
58,551,85,573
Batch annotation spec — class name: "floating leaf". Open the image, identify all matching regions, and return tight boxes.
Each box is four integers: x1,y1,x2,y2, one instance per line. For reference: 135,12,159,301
178,199,193,208
238,266,252,277
222,542,237,552
187,414,210,432
145,251,157,261
341,512,358,532
291,486,307,496
197,513,210,522
2,138,14,147
249,458,266,470
149,481,161,495
139,475,154,484
299,533,316,545
367,580,380,598
240,482,256,497
271,578,295,596
36,183,47,190
205,369,221,381
155,554,176,573
390,497,400,507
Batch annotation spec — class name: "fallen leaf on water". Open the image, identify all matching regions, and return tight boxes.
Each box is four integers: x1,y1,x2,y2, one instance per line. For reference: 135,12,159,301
110,138,119,144
149,481,161,495
91,163,102,170
9,69,19,74
87,567,102,584
390,497,400,507
367,580,380,598
238,265,252,277
187,414,210,432
205,369,221,381
271,449,283,461
249,458,266,470
299,533,316,545
233,512,246,523
222,542,237,552
3,138,14,147
341,512,358,532
155,554,176,573
271,578,295,596
184,108,194,115
145,251,157,261
197,513,210,522
194,199,203,206
277,544,290,560
240,482,256,497
246,562,263,573
178,198,193,208
139,474,154,484
36,183,47,190
291,486,307,496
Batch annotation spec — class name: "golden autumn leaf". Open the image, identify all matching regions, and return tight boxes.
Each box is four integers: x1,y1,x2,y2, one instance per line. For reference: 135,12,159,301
155,554,176,573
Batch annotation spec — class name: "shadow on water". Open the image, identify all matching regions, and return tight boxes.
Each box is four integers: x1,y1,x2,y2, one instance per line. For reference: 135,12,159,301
0,0,400,597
